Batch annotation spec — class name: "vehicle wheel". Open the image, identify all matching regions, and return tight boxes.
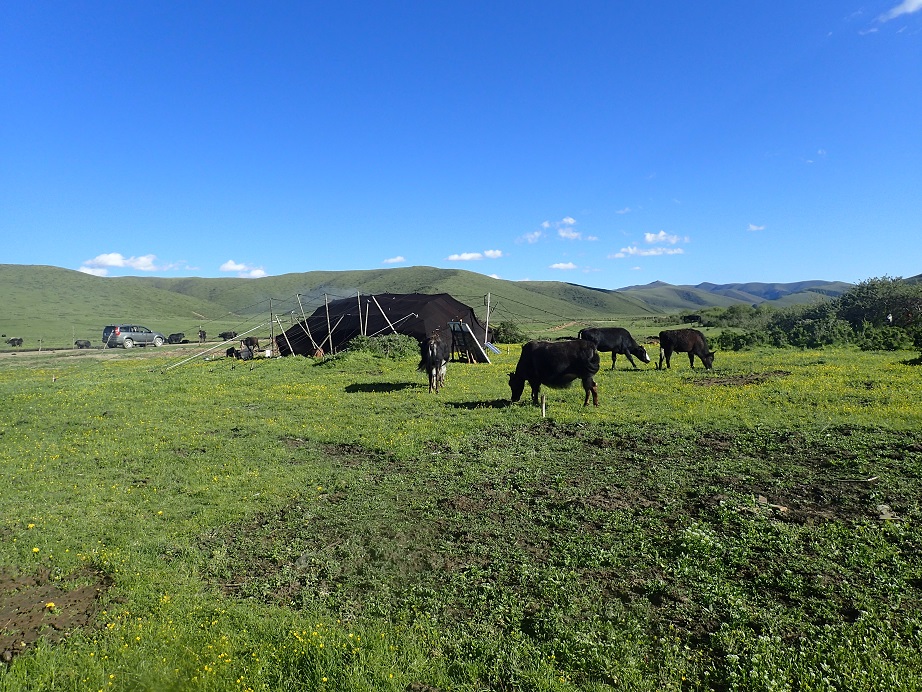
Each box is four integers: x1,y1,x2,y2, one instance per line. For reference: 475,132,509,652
153,337,164,347
123,338,134,348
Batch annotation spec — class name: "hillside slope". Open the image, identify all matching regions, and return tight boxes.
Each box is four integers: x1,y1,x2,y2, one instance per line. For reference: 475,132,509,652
1,264,854,349
1,265,661,348
139,266,653,323
0,265,232,347
615,279,853,309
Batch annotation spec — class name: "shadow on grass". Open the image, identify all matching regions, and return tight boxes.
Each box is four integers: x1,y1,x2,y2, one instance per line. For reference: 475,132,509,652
901,356,922,366
446,399,514,410
345,382,419,393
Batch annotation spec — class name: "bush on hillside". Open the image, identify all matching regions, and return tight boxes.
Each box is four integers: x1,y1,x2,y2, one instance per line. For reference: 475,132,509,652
346,334,419,359
491,321,529,344
715,329,765,351
856,324,914,352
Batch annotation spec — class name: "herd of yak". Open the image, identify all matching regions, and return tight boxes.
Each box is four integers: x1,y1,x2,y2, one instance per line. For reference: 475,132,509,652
5,325,712,409
419,327,716,406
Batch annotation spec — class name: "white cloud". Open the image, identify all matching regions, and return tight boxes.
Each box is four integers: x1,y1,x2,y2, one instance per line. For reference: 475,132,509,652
747,223,766,232
615,207,632,215
79,254,197,275
879,0,922,21
220,259,266,278
520,230,543,244
447,249,502,261
383,255,406,264
644,230,685,245
550,262,577,270
559,227,581,240
78,266,109,277
609,246,685,258
557,218,579,240
79,252,165,275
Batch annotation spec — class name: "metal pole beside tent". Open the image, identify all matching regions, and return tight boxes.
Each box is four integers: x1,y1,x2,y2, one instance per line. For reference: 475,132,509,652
274,314,295,356
484,292,491,345
269,298,274,356
325,294,334,354
296,294,308,323
318,315,345,352
371,295,399,334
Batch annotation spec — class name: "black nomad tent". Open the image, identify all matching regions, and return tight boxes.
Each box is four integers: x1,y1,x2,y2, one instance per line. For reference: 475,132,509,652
277,293,493,361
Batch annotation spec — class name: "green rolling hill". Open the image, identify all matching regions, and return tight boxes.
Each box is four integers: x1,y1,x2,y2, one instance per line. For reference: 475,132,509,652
0,264,852,349
611,279,854,311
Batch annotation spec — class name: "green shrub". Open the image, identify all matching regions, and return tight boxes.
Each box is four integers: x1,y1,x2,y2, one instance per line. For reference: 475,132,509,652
856,324,913,351
715,329,766,351
491,321,529,344
346,333,420,358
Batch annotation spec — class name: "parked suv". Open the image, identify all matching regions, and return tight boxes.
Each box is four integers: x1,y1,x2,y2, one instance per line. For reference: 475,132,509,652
102,325,166,348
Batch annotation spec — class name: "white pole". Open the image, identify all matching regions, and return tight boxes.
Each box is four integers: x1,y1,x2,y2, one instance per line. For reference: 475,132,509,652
274,314,295,356
371,295,399,334
324,294,334,354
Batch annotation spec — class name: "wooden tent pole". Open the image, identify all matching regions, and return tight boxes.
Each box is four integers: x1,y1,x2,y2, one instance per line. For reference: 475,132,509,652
371,295,399,334
274,314,295,356
318,315,345,352
296,293,309,323
324,294,334,354
295,320,320,351
269,298,274,356
484,292,491,345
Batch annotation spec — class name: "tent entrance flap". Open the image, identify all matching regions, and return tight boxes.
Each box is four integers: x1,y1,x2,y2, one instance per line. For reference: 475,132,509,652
449,321,490,364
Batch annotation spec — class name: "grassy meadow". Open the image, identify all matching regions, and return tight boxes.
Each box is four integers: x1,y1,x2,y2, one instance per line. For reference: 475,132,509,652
2,342,922,691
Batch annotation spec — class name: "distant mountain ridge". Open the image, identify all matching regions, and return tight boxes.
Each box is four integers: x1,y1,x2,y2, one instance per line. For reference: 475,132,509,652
0,263,858,348
611,279,854,310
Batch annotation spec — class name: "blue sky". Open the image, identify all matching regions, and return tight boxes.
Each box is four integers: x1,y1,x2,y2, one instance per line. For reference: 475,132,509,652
2,2,920,287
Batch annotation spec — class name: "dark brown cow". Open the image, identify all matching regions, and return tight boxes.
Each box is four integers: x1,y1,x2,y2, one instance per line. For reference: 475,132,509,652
657,329,715,370
509,339,601,406
577,327,651,369
418,332,450,393
74,339,91,349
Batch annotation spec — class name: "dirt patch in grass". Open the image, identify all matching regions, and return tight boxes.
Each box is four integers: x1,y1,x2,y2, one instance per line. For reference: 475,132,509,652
0,568,112,664
693,370,791,386
202,423,922,668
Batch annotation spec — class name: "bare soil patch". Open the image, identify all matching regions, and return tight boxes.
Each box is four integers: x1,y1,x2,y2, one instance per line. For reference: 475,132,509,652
0,568,112,664
693,370,791,386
